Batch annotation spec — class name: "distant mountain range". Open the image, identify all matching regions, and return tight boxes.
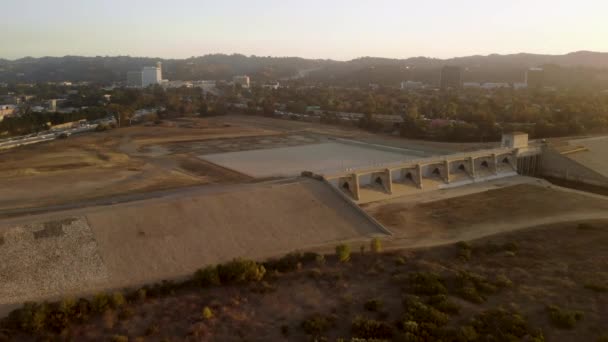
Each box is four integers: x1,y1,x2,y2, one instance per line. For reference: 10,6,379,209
1,51,608,86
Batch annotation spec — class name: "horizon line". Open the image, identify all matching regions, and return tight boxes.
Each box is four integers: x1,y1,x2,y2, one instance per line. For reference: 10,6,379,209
1,50,604,63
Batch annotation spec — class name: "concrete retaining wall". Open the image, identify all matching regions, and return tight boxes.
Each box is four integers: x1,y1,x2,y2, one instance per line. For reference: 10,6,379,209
541,147,608,187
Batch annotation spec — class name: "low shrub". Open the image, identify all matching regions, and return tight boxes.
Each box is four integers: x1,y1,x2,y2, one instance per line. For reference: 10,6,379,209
280,324,289,336
397,296,451,340
217,258,266,284
91,293,111,313
577,223,595,230
193,265,221,286
495,274,514,288
316,254,326,266
394,256,407,266
351,316,394,339
547,305,583,329
584,282,608,293
453,271,497,303
265,251,321,272
370,238,382,253
456,241,472,261
111,335,129,342
118,307,135,321
408,272,448,296
301,313,336,335
364,299,383,312
336,244,351,262
426,295,460,315
111,292,126,309
471,308,543,341
401,296,450,327
202,306,214,320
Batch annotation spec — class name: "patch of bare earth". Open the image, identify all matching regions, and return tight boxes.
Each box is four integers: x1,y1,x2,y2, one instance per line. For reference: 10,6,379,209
363,184,608,246
0,118,272,212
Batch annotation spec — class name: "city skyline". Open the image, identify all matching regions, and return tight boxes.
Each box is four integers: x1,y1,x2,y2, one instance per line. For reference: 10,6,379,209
2,0,608,61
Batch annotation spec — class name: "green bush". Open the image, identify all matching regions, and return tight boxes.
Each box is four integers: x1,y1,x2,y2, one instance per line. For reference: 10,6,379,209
280,324,289,336
217,258,266,284
427,295,460,315
111,292,126,309
408,272,447,296
456,241,472,261
202,306,214,320
364,299,383,312
495,274,514,288
584,282,608,292
351,316,394,339
547,305,583,329
471,308,543,341
336,244,351,262
58,298,76,317
193,265,221,286
111,335,129,342
301,313,336,335
315,254,326,266
118,307,135,321
73,298,92,323
91,293,111,313
453,271,498,303
264,252,303,272
370,238,382,253
394,256,407,266
401,296,449,327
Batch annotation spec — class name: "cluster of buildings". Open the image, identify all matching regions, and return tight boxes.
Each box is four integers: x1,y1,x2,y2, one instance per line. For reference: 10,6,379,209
401,66,546,91
127,62,165,88
0,104,17,121
125,62,254,92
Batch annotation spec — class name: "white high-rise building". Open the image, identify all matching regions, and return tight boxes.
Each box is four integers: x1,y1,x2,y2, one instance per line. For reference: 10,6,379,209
233,75,250,89
142,62,162,87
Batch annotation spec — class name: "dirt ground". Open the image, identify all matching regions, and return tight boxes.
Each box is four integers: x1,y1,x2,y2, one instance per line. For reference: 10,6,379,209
7,220,607,342
0,118,270,212
362,182,608,248
0,115,486,213
0,179,386,311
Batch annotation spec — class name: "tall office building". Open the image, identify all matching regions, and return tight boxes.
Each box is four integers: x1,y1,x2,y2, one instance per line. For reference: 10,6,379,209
142,62,162,87
233,75,250,89
525,68,544,88
440,66,463,90
127,71,143,88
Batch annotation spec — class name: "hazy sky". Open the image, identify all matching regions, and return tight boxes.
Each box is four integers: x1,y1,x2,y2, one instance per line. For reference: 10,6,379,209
2,0,607,60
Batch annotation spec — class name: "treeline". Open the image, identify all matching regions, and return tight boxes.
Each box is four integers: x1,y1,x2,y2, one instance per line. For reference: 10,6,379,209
238,85,608,141
0,107,108,136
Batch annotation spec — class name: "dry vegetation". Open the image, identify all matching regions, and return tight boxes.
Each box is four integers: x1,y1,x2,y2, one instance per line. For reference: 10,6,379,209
2,220,607,342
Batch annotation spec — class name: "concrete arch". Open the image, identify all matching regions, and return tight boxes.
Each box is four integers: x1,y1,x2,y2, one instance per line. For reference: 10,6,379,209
497,153,516,171
448,158,474,178
421,163,448,182
370,170,392,194
474,156,497,175
338,175,360,200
